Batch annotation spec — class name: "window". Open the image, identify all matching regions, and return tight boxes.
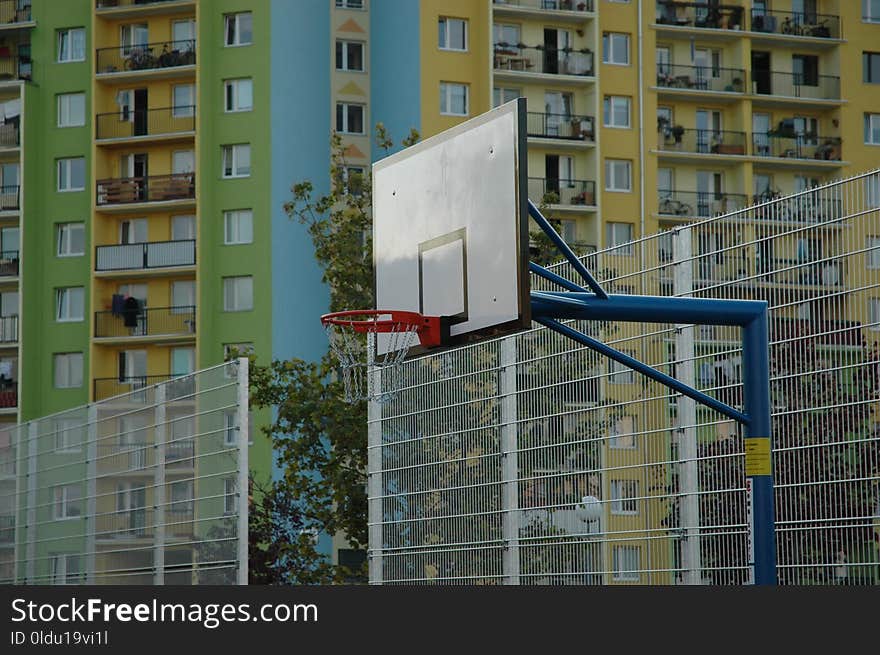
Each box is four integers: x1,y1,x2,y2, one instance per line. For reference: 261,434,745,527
54,418,83,453
57,28,85,62
603,95,630,128
56,223,85,257
612,546,640,581
867,0,880,22
335,40,364,71
171,214,195,240
602,32,629,65
792,54,818,87
609,357,634,384
224,78,253,112
439,17,468,51
493,87,520,107
120,23,148,56
609,416,637,449
57,93,85,127
440,82,468,116
50,554,81,585
336,102,365,134
870,298,880,330
865,114,880,145
55,288,84,322
611,480,639,514
53,484,82,520
605,159,632,192
172,18,196,49
865,53,880,84
224,209,253,244
606,221,633,254
55,353,83,389
172,84,195,117
224,12,252,47
336,0,364,7
170,480,193,514
223,276,253,312
225,410,239,446
866,174,880,208
222,144,251,178
57,158,85,192
224,478,237,514
170,281,195,314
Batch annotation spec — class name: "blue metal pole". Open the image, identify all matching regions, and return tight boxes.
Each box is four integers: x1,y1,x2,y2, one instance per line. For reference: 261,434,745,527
743,310,777,585
527,200,608,299
529,261,587,293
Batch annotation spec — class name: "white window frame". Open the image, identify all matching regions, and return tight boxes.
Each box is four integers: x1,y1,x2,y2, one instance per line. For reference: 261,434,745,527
55,418,83,453
602,32,630,66
865,113,880,145
53,353,83,389
610,479,639,515
335,40,365,72
609,416,637,450
605,159,632,193
224,209,254,244
865,0,880,23
870,298,880,330
493,86,520,108
50,554,81,585
223,276,254,312
57,157,85,192
440,82,469,116
224,12,252,47
172,84,195,117
603,95,631,128
868,236,880,269
170,281,195,314
57,93,85,128
53,485,82,520
336,102,365,135
56,223,85,257
609,357,635,384
224,410,239,447
222,144,251,178
607,221,634,255
224,478,237,514
438,17,468,52
55,287,84,322
612,546,640,581
865,174,880,208
224,78,253,112
57,28,85,63
170,480,194,515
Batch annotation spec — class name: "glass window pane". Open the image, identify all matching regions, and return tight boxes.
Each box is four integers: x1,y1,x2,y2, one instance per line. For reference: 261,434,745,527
238,79,253,110
239,13,252,44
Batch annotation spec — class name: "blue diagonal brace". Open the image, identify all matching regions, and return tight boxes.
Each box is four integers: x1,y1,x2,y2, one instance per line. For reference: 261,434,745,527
529,262,586,292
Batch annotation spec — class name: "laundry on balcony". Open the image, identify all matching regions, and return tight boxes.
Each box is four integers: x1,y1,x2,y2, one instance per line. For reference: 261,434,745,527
122,296,142,328
111,293,125,316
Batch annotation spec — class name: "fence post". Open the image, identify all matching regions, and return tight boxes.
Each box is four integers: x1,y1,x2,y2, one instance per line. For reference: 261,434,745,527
367,333,383,584
500,337,520,584
236,358,249,586
154,383,166,585
25,421,36,583
85,405,97,583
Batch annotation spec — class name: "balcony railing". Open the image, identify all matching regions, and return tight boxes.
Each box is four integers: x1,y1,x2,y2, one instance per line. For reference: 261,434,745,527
752,134,841,161
0,443,14,476
96,39,196,75
758,258,844,287
0,1,31,25
752,192,841,224
656,64,746,93
96,173,195,205
97,0,190,8
493,44,594,76
658,190,748,218
96,239,195,271
750,70,840,100
527,112,594,141
0,514,12,544
94,374,195,401
96,105,195,140
0,185,18,210
94,305,196,339
0,55,31,81
655,1,745,30
0,250,17,276
96,508,194,539
529,178,596,206
492,0,594,12
0,382,16,408
0,122,18,148
750,10,840,39
0,315,17,343
658,128,747,155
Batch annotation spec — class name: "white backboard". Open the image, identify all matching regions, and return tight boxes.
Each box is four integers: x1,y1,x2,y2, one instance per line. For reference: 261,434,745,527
373,99,530,355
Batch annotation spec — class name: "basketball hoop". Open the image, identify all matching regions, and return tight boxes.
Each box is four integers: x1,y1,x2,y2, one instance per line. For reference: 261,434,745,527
321,310,444,403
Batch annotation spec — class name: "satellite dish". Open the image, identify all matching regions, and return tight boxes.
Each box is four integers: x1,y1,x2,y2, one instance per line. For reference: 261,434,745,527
578,495,602,522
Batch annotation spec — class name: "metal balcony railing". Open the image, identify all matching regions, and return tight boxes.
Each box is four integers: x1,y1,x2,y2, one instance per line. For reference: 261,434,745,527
658,128,747,155
0,443,14,476
527,112,594,141
96,239,195,271
656,64,746,93
0,514,12,543
96,105,195,140
658,190,748,217
95,508,194,539
0,185,18,210
655,1,745,30
96,38,196,75
750,9,840,39
751,191,842,224
752,134,841,161
529,178,596,206
0,250,17,276
96,0,189,8
492,0,594,12
0,382,16,408
94,375,195,401
0,1,31,24
0,55,31,81
96,173,195,205
0,122,18,148
750,70,840,100
94,305,195,339
0,315,17,343
493,44,594,76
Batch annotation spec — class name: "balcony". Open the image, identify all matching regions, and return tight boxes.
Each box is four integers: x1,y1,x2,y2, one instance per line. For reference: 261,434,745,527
656,64,745,95
655,2,745,31
527,112,594,142
96,39,195,77
96,0,195,14
751,71,840,102
94,374,194,401
94,305,196,340
529,178,596,207
492,0,595,20
96,239,195,272
0,514,12,544
96,105,195,142
658,128,747,157
0,0,34,30
0,185,18,211
95,440,193,476
0,315,17,344
0,54,30,81
0,122,18,149
493,45,594,78
751,192,841,225
758,258,844,289
0,382,15,409
96,173,195,208
752,134,841,162
750,10,840,40
658,190,748,218
0,250,16,276
95,508,194,541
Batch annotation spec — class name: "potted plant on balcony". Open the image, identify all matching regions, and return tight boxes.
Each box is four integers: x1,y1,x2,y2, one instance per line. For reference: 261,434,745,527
671,124,685,144
731,77,744,92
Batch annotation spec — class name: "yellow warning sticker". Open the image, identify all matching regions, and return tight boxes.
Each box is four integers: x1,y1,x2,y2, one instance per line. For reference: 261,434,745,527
745,438,772,476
